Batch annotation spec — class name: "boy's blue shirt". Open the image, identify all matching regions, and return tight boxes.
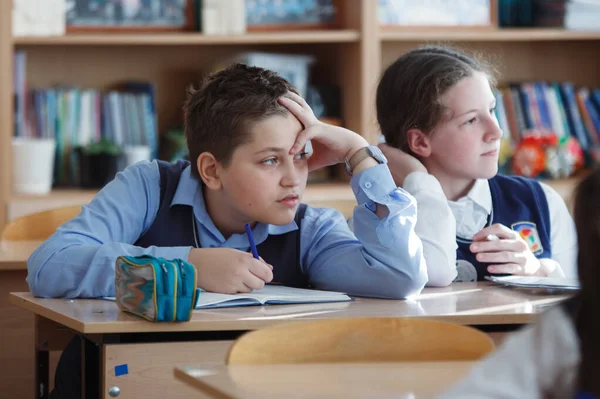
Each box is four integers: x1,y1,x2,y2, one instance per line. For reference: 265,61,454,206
27,161,427,300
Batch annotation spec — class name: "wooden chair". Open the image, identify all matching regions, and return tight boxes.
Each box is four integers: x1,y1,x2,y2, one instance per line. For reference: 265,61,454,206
1,206,82,241
227,317,494,365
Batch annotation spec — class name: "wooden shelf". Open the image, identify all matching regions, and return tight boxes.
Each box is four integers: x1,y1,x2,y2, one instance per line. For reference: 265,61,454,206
13,30,361,46
9,189,97,221
7,172,586,221
380,28,600,42
7,183,357,221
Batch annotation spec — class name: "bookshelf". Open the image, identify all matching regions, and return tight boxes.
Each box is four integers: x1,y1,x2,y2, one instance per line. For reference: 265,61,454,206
379,28,600,42
12,30,361,45
1,0,600,231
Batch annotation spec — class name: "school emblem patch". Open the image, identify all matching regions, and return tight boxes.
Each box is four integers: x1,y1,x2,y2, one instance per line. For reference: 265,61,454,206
511,221,544,256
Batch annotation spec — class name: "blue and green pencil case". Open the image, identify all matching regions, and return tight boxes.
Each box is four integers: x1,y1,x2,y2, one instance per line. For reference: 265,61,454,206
115,255,199,322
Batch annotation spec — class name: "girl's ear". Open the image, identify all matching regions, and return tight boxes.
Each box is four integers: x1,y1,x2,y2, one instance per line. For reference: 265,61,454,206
197,152,223,190
406,128,432,158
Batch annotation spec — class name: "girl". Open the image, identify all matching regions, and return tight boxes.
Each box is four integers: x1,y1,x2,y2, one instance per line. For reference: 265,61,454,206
437,168,600,398
377,45,577,285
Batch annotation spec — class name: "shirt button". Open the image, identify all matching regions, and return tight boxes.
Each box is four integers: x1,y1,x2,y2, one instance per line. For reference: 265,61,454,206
364,182,372,189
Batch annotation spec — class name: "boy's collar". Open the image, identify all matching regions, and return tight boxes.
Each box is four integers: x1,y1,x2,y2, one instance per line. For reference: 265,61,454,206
169,165,298,238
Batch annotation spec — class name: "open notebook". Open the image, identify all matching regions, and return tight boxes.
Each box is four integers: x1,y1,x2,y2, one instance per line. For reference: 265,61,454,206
104,285,352,310
194,285,352,309
487,276,580,291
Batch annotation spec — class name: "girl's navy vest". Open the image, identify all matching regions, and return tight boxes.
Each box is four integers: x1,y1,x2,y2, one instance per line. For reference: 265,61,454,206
134,160,309,288
456,175,552,280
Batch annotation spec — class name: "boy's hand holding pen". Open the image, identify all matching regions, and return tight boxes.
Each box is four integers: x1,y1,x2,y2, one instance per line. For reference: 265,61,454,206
187,226,273,294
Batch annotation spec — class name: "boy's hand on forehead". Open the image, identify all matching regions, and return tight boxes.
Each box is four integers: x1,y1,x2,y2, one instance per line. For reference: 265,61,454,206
378,143,427,187
188,248,274,294
470,223,548,276
279,92,369,172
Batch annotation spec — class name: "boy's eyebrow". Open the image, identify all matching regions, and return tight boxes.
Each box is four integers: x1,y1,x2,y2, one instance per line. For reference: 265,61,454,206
254,147,287,155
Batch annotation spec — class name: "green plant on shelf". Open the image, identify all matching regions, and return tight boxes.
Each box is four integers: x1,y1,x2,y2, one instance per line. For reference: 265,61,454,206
82,138,122,156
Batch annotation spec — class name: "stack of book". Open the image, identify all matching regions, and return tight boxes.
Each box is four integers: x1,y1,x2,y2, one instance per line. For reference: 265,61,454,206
495,81,600,172
13,51,158,186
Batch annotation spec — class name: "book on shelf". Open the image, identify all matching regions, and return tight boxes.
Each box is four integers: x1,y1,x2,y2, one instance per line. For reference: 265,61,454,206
13,51,159,186
495,80,600,167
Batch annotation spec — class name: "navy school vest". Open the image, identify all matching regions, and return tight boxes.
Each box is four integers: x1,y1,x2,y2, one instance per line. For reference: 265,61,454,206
456,175,552,281
135,160,309,288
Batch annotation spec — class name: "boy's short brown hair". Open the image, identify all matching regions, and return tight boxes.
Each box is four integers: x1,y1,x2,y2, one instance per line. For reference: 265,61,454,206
184,63,297,177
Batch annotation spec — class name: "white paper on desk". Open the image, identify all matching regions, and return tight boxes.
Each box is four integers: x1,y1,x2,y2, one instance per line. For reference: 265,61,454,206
487,276,580,290
195,285,352,309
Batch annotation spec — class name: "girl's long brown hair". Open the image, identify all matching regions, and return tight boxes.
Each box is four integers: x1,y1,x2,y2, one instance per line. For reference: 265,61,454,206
573,168,600,395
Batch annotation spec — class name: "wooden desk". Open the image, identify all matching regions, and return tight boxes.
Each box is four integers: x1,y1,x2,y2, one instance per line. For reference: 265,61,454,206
9,283,569,399
174,362,475,399
0,240,40,399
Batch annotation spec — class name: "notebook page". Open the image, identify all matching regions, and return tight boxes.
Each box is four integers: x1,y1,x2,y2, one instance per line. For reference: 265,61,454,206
488,276,580,290
247,285,350,302
195,291,260,308
195,286,350,308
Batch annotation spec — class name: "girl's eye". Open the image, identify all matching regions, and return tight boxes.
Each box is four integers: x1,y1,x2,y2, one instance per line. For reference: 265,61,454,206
490,107,496,115
465,117,477,125
294,152,310,160
262,157,278,165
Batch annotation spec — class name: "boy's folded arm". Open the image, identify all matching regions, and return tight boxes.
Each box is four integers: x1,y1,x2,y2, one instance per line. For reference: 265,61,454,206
302,164,427,300
403,172,458,286
26,161,192,299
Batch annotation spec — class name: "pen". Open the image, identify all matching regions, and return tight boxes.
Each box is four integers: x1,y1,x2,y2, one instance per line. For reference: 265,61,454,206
486,234,499,241
244,223,260,260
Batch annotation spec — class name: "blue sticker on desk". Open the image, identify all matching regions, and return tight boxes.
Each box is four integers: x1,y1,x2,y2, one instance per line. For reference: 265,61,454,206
115,364,128,377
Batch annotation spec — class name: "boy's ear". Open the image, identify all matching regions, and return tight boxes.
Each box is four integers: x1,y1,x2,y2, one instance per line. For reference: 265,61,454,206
406,128,432,158
197,152,222,190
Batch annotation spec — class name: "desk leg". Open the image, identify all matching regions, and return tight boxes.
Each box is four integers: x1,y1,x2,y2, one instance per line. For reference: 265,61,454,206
82,337,101,399
35,347,49,399
35,315,75,398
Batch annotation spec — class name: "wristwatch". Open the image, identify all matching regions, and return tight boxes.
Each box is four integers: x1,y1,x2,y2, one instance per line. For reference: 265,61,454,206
344,145,387,176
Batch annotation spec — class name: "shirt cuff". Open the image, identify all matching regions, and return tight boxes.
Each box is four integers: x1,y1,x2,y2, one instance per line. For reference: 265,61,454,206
350,163,407,205
403,172,445,196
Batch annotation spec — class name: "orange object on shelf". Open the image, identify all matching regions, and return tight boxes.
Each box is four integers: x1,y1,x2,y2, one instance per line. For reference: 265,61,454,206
512,134,549,178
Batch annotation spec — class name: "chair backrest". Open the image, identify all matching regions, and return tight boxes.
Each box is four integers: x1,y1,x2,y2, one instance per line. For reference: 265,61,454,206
226,317,494,365
1,206,82,241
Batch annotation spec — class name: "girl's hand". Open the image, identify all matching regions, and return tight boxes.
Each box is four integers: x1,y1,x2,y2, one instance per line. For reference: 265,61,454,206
378,143,428,187
471,224,547,276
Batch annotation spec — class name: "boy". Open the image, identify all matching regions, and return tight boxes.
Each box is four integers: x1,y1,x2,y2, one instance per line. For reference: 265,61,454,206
32,62,427,399
28,63,426,300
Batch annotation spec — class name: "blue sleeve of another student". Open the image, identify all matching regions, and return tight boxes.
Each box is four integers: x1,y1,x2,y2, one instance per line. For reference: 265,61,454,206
26,161,193,299
300,164,427,299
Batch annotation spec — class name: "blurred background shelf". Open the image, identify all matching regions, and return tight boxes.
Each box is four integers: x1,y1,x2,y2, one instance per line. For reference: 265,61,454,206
13,30,361,45
7,172,586,222
380,28,600,42
2,0,600,229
